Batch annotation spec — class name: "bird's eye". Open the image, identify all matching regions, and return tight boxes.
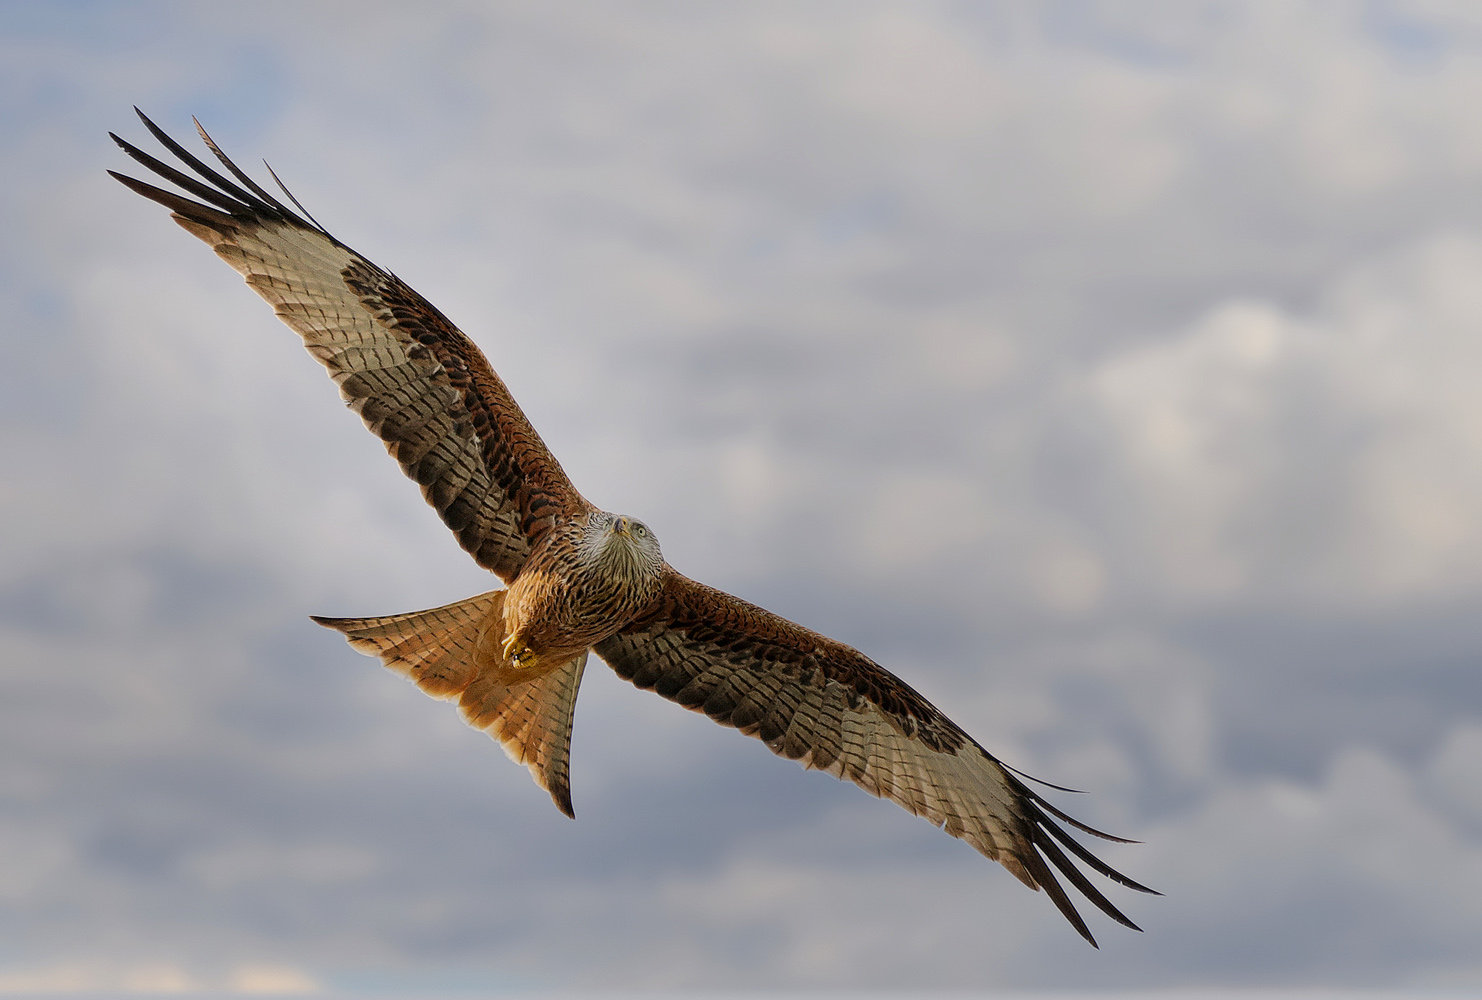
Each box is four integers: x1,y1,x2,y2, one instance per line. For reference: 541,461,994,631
634,524,647,538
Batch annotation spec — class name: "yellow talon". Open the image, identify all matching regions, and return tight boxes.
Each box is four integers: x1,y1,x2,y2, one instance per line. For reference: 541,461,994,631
502,634,536,668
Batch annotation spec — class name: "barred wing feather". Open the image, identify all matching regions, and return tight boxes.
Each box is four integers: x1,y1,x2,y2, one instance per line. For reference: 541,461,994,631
596,569,1159,947
108,109,587,582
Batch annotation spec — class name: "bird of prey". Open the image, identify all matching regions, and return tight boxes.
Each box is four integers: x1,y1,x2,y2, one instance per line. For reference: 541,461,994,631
110,109,1156,946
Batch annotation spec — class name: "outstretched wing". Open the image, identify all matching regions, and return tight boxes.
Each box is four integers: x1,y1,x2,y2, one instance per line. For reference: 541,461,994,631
595,569,1157,947
109,109,588,581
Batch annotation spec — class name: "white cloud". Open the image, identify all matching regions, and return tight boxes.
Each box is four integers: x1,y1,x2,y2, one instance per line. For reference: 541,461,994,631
1086,232,1482,609
0,960,320,995
1132,738,1482,983
4,0,1482,991
1422,723,1482,830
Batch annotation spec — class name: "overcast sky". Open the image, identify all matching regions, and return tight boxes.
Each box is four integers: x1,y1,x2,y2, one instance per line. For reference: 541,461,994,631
4,0,1482,994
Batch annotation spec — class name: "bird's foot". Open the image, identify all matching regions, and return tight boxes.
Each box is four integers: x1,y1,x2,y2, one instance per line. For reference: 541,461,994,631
502,634,538,669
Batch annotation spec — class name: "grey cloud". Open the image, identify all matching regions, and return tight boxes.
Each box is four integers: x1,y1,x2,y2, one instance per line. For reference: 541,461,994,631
3,0,1482,991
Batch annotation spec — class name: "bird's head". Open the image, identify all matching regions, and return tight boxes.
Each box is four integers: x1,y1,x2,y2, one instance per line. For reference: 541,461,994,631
585,510,663,580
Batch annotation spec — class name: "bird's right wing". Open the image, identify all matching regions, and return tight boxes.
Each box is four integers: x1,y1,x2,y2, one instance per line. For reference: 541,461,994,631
595,568,1157,946
109,109,588,582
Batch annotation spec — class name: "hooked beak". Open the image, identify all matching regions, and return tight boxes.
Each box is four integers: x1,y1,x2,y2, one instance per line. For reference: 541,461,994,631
611,515,631,537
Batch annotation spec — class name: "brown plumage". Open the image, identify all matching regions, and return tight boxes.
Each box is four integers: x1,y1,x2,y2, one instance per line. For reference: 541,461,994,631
110,109,1158,946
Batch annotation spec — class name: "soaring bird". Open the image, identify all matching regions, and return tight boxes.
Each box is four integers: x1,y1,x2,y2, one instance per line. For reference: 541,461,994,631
110,109,1156,946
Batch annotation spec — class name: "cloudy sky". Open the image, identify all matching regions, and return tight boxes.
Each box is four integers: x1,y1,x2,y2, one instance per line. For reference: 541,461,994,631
4,0,1482,994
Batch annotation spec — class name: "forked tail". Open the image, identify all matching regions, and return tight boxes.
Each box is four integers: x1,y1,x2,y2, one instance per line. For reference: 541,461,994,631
312,590,587,817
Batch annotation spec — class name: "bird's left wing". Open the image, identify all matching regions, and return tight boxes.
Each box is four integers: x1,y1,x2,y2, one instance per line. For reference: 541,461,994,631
109,110,588,582
594,568,1157,947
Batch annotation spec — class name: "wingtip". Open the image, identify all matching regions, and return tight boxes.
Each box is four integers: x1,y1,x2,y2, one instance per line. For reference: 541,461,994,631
193,115,218,149
133,106,166,139
1002,760,1087,794
261,157,328,233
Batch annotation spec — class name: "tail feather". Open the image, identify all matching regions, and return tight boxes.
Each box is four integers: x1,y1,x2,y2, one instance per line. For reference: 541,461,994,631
313,590,587,817
460,650,587,818
312,590,502,699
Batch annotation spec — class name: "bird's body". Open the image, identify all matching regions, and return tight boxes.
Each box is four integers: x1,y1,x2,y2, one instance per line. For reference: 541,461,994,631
499,512,665,674
110,110,1156,946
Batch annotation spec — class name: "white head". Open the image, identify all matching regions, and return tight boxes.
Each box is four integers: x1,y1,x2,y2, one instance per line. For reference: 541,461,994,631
584,510,663,581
